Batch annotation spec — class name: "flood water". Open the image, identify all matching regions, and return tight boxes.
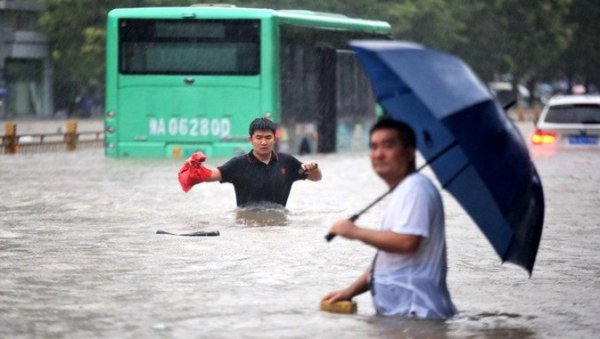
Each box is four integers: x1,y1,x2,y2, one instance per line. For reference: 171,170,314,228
1,122,599,338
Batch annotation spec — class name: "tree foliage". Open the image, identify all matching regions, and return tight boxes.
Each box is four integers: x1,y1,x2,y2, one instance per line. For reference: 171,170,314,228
555,0,600,88
38,0,600,111
38,0,129,108
453,0,572,83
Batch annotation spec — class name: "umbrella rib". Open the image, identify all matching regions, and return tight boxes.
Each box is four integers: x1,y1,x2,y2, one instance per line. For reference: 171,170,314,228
415,140,469,189
416,140,458,173
440,162,470,190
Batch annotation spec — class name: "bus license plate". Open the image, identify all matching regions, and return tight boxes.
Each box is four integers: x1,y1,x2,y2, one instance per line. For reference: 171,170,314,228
568,135,598,145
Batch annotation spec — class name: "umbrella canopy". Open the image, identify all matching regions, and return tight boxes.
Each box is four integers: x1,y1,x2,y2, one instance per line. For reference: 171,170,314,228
351,40,544,274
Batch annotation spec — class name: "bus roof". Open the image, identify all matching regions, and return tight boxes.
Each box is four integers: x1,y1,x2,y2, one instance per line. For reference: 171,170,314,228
107,6,391,33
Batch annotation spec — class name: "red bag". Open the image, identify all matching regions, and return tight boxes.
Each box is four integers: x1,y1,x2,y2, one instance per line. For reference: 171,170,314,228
178,152,212,192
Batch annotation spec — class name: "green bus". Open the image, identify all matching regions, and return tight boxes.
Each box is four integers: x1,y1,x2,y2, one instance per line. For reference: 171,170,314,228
105,5,391,158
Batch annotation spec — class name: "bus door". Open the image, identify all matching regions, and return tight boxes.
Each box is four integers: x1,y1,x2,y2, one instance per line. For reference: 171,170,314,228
334,49,377,153
316,48,376,154
316,46,337,153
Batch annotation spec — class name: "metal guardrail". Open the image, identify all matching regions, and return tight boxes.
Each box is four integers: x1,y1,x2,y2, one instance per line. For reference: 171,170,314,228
1,120,104,155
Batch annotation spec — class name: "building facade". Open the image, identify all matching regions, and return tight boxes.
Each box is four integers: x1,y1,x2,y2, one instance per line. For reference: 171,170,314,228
0,0,53,119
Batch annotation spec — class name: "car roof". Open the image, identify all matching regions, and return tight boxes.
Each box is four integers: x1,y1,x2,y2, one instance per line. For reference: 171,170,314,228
547,95,600,106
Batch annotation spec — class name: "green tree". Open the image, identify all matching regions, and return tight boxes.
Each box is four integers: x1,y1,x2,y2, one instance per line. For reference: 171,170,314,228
454,0,572,86
553,0,600,90
38,0,600,114
38,0,132,110
381,0,468,51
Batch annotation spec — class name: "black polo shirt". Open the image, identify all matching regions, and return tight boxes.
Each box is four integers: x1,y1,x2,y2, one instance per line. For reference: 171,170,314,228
218,151,307,207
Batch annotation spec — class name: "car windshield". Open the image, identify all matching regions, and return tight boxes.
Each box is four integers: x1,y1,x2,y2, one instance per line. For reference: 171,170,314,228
545,104,600,124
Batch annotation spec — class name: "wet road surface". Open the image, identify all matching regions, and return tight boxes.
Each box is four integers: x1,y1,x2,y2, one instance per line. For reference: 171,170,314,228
1,121,600,338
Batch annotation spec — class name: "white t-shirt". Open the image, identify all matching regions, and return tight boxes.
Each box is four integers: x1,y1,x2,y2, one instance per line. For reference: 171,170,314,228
372,173,456,319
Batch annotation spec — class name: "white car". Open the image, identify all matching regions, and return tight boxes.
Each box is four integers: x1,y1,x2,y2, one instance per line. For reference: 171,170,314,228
532,95,600,149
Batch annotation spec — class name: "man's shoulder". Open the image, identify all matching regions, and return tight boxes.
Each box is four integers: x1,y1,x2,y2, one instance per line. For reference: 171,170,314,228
219,153,251,168
275,152,300,161
275,151,293,159
275,152,304,167
406,172,434,185
398,173,439,196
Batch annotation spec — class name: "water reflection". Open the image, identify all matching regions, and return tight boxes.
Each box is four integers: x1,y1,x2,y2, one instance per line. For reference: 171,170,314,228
366,316,450,338
450,312,538,338
235,202,288,227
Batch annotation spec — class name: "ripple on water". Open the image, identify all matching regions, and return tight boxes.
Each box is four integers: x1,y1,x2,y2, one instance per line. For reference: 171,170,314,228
2,141,600,337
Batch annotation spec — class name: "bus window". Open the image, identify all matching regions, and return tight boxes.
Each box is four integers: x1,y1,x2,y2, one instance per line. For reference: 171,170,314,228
118,19,260,75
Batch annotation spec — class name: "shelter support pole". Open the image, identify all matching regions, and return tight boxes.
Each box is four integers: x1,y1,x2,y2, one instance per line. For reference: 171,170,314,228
3,121,18,154
65,119,78,151
532,104,542,123
517,105,525,122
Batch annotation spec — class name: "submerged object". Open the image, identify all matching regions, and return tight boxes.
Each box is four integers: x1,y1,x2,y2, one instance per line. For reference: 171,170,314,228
156,230,220,236
320,300,357,314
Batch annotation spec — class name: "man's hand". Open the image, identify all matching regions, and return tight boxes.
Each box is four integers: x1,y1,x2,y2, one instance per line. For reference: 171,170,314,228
321,288,354,304
321,269,370,305
301,161,318,173
178,152,212,192
328,219,360,240
186,152,207,167
301,161,322,181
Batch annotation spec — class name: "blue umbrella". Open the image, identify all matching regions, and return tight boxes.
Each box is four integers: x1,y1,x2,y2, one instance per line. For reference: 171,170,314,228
350,40,544,275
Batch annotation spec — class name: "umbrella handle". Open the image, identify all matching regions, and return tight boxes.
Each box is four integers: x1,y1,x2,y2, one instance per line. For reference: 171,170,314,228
324,182,398,243
324,214,360,242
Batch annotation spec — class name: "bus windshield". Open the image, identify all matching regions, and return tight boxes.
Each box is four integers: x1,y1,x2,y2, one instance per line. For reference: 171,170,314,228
119,19,260,75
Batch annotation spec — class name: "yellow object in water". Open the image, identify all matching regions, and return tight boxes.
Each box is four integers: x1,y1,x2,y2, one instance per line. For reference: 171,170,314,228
320,300,357,314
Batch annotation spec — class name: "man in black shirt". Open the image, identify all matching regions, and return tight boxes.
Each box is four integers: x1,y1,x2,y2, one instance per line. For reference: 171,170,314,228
178,118,322,207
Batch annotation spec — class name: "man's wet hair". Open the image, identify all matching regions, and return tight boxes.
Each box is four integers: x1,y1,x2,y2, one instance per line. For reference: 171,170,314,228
249,118,277,136
370,117,416,148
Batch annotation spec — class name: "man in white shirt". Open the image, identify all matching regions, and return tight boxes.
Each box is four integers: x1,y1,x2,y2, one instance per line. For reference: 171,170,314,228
322,118,456,319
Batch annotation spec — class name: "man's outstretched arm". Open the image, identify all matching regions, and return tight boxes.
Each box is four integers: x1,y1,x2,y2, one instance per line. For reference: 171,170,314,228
178,152,223,192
